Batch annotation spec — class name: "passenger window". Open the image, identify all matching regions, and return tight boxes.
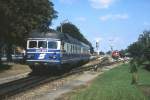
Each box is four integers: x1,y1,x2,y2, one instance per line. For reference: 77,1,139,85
71,45,73,53
67,44,69,53
64,43,67,52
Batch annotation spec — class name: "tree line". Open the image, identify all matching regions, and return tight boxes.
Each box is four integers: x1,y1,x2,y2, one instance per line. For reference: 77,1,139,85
127,31,150,84
127,31,150,66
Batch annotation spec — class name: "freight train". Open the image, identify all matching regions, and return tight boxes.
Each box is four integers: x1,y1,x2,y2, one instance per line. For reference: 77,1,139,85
26,30,90,72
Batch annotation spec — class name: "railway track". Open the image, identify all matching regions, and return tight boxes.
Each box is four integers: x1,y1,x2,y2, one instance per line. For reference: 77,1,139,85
0,57,113,99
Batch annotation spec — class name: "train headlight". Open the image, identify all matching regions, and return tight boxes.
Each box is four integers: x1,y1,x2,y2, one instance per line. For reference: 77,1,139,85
49,55,57,59
49,53,57,60
27,54,34,59
49,56,53,59
27,55,31,59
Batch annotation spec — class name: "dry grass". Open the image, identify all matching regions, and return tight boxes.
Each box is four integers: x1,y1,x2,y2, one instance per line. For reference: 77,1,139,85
56,84,88,100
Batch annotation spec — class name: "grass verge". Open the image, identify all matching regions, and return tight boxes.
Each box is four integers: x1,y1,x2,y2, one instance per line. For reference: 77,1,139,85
67,64,150,100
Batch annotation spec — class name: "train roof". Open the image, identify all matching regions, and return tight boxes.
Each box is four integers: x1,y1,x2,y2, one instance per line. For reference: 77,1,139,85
28,30,90,48
28,30,64,39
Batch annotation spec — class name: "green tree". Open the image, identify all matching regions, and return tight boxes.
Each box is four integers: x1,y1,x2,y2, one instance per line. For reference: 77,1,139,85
106,51,111,55
128,30,150,84
0,0,57,61
99,51,105,55
57,22,84,42
119,49,127,57
128,31,150,64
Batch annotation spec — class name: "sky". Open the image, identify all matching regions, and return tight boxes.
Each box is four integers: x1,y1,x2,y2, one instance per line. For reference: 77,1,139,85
51,0,150,52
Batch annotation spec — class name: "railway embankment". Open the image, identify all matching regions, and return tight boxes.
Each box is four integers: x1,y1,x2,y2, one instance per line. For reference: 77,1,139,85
59,64,150,100
0,56,101,85
0,57,121,100
0,64,31,84
5,57,121,100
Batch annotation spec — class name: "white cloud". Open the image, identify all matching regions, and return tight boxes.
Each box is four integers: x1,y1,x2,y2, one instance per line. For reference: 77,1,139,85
100,15,111,21
108,36,121,43
107,36,126,50
100,14,129,21
76,17,87,22
116,14,129,19
92,35,125,51
89,0,114,9
95,37,103,42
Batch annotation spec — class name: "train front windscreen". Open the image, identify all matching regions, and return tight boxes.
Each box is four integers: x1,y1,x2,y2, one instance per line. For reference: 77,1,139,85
28,40,58,49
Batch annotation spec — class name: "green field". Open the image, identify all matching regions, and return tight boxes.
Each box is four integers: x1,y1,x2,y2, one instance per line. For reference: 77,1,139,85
70,64,150,100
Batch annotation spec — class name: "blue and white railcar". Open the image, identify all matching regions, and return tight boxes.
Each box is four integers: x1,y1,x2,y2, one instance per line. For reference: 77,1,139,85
26,38,62,66
26,31,90,72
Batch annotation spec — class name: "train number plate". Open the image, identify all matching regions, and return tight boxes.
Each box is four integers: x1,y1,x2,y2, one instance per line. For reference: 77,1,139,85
36,49,47,52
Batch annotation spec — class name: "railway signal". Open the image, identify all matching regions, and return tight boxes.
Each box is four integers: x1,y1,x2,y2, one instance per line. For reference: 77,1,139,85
96,40,99,55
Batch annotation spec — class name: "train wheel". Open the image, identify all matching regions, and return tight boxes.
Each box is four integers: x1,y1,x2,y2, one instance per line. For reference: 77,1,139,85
29,65,43,75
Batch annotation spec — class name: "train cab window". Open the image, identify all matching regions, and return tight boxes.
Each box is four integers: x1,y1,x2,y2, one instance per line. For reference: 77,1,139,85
29,41,37,48
64,43,67,52
48,41,57,49
38,41,47,48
